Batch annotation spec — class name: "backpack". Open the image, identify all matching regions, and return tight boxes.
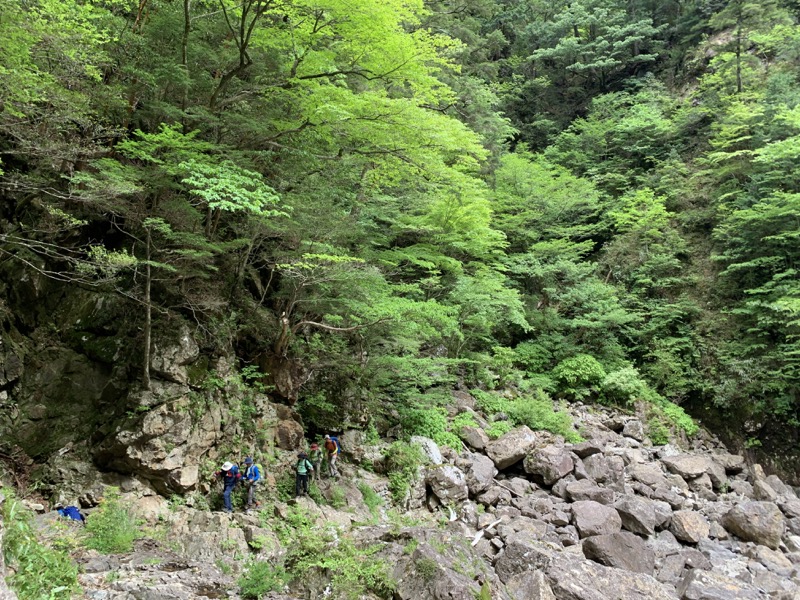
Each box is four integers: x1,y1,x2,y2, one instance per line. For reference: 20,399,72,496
247,464,262,482
58,506,85,522
325,437,342,453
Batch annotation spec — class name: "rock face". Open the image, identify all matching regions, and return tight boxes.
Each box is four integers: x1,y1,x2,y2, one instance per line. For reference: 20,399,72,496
149,324,200,385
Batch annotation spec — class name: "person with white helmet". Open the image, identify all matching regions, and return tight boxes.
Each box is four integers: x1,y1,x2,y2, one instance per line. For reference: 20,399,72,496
214,460,241,513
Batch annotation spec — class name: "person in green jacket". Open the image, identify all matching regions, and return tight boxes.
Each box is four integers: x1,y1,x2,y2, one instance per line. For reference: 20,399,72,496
295,452,314,497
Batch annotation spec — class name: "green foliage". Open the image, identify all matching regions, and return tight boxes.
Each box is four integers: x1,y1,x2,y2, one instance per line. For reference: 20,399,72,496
398,398,463,449
357,483,383,519
85,487,141,554
552,355,607,400
415,556,439,581
485,421,513,440
238,560,289,599
383,442,427,505
473,389,580,442
1,493,80,600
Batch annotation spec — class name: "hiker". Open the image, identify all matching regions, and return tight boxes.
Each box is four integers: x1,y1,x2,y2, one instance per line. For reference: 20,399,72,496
324,434,341,478
295,451,314,497
214,460,241,513
309,443,323,481
242,457,261,512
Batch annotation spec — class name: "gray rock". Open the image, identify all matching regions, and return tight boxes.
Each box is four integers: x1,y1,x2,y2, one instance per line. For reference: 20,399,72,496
582,532,655,575
653,500,674,530
545,557,677,600
781,499,800,519
583,454,625,491
652,487,685,510
426,465,468,503
506,571,556,600
615,496,657,536
461,453,497,496
572,441,604,458
729,480,754,498
622,419,646,442
459,426,489,451
677,569,769,599
477,485,512,507
411,436,443,465
661,454,709,480
670,510,710,544
753,480,778,502
630,463,670,489
486,426,537,470
571,500,622,538
150,324,199,384
566,480,615,505
722,502,785,550
765,474,791,497
714,453,745,473
524,446,574,485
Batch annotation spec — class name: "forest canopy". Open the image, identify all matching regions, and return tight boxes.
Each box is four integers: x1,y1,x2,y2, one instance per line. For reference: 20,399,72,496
2,0,800,461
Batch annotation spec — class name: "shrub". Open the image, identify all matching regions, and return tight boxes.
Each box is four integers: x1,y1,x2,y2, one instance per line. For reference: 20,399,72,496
357,482,383,518
1,493,80,600
645,399,698,443
485,420,513,439
383,441,426,505
239,560,288,598
552,354,606,400
298,538,396,600
472,389,581,442
85,487,140,553
399,404,461,449
601,367,661,405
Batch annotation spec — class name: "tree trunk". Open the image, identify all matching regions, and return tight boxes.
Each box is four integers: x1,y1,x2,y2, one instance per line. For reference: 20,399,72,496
143,228,152,391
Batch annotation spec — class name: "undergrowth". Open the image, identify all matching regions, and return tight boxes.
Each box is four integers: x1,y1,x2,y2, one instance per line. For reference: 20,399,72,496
472,389,581,442
383,441,426,505
85,487,141,553
1,491,80,600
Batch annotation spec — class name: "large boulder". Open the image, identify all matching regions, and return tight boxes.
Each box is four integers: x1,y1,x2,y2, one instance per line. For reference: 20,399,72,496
486,427,537,470
524,446,574,485
582,532,655,575
426,465,469,503
615,496,657,536
571,500,622,538
460,454,497,496
546,558,677,600
583,454,625,491
670,510,710,544
722,502,785,550
661,454,708,479
460,426,490,451
505,571,556,600
629,463,671,489
677,569,769,600
566,480,615,505
410,436,444,465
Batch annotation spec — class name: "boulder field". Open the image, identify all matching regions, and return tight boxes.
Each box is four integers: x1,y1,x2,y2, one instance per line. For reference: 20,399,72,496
2,396,800,599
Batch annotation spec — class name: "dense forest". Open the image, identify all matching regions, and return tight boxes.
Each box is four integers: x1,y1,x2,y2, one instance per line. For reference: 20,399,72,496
2,0,800,474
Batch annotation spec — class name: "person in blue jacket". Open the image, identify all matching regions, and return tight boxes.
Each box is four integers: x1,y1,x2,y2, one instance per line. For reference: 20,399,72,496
242,457,261,512
214,461,241,513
